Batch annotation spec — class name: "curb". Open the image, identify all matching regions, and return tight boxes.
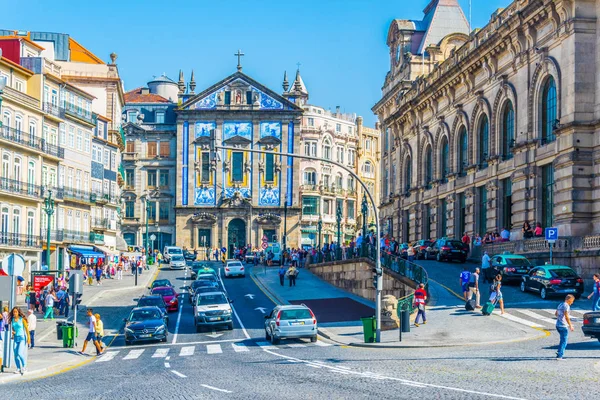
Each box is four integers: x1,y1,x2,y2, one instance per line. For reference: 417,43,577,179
249,268,288,306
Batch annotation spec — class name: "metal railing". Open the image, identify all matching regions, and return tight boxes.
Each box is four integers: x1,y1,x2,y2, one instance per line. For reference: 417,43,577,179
0,126,65,158
91,217,110,229
63,229,92,243
0,177,44,198
64,102,93,123
0,232,41,248
63,187,93,203
42,102,65,118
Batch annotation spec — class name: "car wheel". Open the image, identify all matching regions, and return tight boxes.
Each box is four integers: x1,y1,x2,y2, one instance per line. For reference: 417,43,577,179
125,340,131,346
161,336,167,343
597,338,600,343
227,322,234,330
310,336,317,343
540,287,547,300
271,335,280,345
520,281,527,293
436,253,441,262
265,330,271,341
196,325,202,333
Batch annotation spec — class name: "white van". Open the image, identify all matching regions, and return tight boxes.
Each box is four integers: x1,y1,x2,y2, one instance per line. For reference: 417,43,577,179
265,243,281,265
163,246,183,263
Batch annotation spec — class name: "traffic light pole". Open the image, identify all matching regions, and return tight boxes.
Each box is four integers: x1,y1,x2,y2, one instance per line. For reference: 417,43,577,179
214,144,383,342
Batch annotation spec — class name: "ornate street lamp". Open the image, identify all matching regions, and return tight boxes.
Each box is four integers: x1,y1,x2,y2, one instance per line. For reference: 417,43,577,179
336,204,342,260
282,200,288,254
361,193,368,238
317,214,322,250
43,189,55,269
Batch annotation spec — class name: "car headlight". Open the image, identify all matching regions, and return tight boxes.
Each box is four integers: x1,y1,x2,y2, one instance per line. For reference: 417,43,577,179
155,326,165,333
197,312,205,317
125,327,134,333
223,309,232,315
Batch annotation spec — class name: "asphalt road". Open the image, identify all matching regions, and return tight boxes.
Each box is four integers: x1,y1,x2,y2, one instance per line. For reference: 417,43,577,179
4,260,600,400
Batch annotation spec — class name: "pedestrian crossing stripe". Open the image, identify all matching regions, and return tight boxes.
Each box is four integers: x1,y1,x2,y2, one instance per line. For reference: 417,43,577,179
152,348,169,358
231,343,248,352
518,309,557,325
256,341,277,350
286,343,306,348
206,344,222,354
123,349,144,360
180,346,195,356
96,351,118,362
313,340,332,347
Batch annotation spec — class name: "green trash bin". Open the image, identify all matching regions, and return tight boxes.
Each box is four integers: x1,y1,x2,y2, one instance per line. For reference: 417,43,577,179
62,324,77,348
360,316,376,343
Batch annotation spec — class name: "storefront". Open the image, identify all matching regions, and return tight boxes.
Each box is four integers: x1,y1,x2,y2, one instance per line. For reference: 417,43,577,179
67,245,106,270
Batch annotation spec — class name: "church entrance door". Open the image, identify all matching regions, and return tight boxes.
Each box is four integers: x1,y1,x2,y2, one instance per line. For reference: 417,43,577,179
227,218,246,256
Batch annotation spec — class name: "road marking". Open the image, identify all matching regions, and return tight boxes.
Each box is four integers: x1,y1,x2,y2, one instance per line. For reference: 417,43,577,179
206,344,222,354
165,356,171,360
171,370,187,378
218,271,251,340
164,362,170,368
518,309,556,325
171,269,187,344
152,348,169,358
109,338,244,350
287,343,306,348
313,340,332,347
262,349,528,400
255,307,267,314
256,341,277,350
205,331,223,338
201,384,232,393
245,294,255,299
96,351,118,362
231,343,248,352
179,346,195,356
123,349,144,360
498,312,543,328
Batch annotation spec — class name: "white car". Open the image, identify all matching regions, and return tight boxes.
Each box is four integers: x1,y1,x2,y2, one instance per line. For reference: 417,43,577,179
163,246,183,263
194,291,234,332
169,255,186,270
224,260,245,278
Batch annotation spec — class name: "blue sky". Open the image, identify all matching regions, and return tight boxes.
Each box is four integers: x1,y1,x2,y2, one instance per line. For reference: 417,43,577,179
4,0,509,125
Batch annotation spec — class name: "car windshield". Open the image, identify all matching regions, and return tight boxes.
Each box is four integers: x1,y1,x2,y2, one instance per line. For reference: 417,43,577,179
153,280,171,287
505,258,531,267
171,255,184,261
228,262,242,267
153,288,175,296
129,310,161,321
197,294,227,306
192,280,217,288
280,309,312,320
197,274,216,280
446,241,464,249
138,298,165,308
169,248,183,254
550,268,577,278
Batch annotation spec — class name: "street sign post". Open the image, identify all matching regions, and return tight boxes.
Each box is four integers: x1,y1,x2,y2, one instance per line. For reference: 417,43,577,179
150,234,156,253
545,227,558,264
261,242,268,249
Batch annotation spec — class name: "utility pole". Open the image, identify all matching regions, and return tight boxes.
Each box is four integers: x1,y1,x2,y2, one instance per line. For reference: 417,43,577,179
44,190,55,269
283,200,288,254
336,204,342,260
214,144,383,342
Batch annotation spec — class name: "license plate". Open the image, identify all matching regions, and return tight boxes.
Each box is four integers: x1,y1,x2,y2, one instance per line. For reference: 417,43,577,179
208,317,221,321
452,250,460,253
517,270,526,273
565,289,576,292
576,283,580,286
139,334,152,338
290,321,305,326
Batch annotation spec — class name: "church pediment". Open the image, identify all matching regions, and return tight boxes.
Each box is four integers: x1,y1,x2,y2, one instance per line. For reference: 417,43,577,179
179,72,302,112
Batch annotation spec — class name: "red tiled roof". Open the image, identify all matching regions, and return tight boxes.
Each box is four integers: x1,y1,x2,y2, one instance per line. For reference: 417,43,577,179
124,87,170,103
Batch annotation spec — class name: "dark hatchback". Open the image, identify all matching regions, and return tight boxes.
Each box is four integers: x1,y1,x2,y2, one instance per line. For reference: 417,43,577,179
137,295,168,323
412,240,433,260
149,279,173,290
520,265,584,300
431,238,467,263
486,254,534,283
188,280,221,304
124,306,168,345
582,312,600,343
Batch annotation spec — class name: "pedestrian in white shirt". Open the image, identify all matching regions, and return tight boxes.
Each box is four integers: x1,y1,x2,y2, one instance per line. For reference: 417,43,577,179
27,309,37,349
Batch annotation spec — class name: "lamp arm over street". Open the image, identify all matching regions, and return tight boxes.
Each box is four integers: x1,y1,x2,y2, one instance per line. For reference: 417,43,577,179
215,145,383,342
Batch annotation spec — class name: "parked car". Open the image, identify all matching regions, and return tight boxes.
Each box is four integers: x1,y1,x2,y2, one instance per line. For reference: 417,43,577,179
188,281,221,304
398,243,409,259
124,306,168,345
484,253,533,283
412,240,433,260
163,246,183,263
137,295,169,323
245,252,255,263
183,249,196,262
196,273,219,283
190,262,216,280
194,291,233,332
582,311,600,342
264,304,317,345
431,238,467,263
149,279,173,290
169,255,186,270
224,260,245,278
151,286,180,312
520,265,584,299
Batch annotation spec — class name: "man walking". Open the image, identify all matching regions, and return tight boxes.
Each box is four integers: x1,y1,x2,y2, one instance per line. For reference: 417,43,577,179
278,265,286,286
587,274,600,311
80,309,102,356
468,268,482,308
287,265,297,287
414,283,427,327
459,266,471,301
555,294,575,360
27,309,36,349
481,251,491,282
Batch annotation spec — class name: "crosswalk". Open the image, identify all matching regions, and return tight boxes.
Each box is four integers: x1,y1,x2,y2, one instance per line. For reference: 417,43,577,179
497,307,588,329
96,340,333,363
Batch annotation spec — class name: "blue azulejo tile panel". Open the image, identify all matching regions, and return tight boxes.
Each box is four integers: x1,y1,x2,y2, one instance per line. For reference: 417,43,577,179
195,122,216,137
223,122,252,141
259,187,280,206
254,89,283,110
194,187,216,205
194,92,218,109
260,122,282,140
223,187,251,199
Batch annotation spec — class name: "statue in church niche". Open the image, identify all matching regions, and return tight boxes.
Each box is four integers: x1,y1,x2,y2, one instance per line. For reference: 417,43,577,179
253,92,260,106
235,90,242,104
194,160,201,173
216,91,224,105
223,158,230,173
274,159,282,173
244,159,252,174
258,158,265,173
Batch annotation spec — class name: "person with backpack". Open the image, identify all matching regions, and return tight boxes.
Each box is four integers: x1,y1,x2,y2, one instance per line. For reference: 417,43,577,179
459,267,471,301
586,274,600,312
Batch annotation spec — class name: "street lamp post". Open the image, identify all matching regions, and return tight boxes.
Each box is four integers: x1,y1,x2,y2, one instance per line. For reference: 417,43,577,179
144,196,151,257
282,200,288,254
336,204,342,260
317,215,322,251
361,194,368,238
43,190,55,269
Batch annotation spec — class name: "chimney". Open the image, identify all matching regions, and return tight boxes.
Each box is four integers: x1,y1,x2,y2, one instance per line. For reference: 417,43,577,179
335,106,340,115
141,87,150,95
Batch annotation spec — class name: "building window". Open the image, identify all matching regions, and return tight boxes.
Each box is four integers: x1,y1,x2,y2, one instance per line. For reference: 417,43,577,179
383,168,388,197
440,199,447,236
84,133,90,153
147,170,157,188
231,152,244,182
348,149,356,166
147,141,157,157
127,110,136,122
323,142,331,160
201,152,210,182
265,153,275,182
440,136,449,179
478,186,487,235
303,169,317,185
336,199,344,216
159,202,169,221
304,141,316,157
336,147,344,163
307,117,314,127
68,126,75,148
501,102,514,160
347,177,355,192
458,126,468,176
456,193,466,238
159,142,170,157
110,152,116,170
384,128,390,152
323,199,332,215
542,164,554,228
348,126,353,134
347,200,355,219
365,139,371,151
224,91,231,105
156,111,165,124
424,146,433,187
478,115,489,168
125,201,135,218
423,204,431,240
147,202,156,223
363,161,374,178
335,174,343,189
502,178,512,231
336,123,341,133
103,150,110,167
302,196,319,215
125,169,135,187
404,156,412,192
126,141,135,153
159,170,169,187
541,76,557,144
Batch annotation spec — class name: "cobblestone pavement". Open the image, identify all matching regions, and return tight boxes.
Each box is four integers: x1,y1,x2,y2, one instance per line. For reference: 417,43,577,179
3,261,599,399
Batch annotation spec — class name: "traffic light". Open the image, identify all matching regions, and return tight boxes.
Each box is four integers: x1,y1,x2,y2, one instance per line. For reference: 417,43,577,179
73,293,83,310
372,267,382,289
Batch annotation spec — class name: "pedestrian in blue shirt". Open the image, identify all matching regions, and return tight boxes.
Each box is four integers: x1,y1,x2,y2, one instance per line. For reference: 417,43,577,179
278,266,286,286
587,274,600,311
459,267,471,301
555,295,575,360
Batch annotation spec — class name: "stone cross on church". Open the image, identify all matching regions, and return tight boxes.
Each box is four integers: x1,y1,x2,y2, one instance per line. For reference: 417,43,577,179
235,49,245,71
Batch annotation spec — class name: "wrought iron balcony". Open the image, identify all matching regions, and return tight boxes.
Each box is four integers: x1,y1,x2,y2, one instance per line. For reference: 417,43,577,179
63,102,93,124
91,217,111,230
42,102,65,119
0,177,43,198
0,232,41,248
0,125,65,158
63,187,93,203
62,229,92,243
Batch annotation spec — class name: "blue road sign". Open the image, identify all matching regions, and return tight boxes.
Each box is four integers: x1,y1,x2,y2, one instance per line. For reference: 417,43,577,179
545,227,558,241
308,233,316,240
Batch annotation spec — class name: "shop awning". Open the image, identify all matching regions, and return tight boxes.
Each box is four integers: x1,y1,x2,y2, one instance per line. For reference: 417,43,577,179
300,226,317,233
94,245,119,257
67,245,106,260
116,235,129,252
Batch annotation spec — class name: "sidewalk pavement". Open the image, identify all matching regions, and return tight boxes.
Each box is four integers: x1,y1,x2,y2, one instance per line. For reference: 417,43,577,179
0,264,159,383
251,264,546,348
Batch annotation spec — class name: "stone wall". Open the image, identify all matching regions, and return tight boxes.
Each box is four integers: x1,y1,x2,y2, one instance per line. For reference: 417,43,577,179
308,257,415,303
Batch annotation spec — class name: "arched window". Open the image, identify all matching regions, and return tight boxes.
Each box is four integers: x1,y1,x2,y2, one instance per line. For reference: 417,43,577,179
404,155,412,192
2,154,10,178
323,139,332,160
424,146,433,187
501,102,515,160
440,136,449,179
12,208,20,235
335,173,343,189
478,115,489,168
458,126,468,176
363,161,374,178
303,169,317,186
541,76,557,143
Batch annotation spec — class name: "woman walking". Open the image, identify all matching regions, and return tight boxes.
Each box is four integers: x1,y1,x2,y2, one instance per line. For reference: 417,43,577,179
10,307,30,374
490,275,505,315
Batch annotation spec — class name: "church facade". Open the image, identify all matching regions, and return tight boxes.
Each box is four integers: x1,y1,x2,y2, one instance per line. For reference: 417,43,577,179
174,66,303,254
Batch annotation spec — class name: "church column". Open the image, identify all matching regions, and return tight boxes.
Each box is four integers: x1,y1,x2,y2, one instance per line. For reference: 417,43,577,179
182,121,190,206
252,120,261,206
280,121,290,208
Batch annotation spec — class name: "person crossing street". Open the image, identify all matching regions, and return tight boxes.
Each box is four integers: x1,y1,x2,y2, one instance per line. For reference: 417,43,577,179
414,283,427,327
555,295,575,360
278,265,286,286
586,274,600,311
